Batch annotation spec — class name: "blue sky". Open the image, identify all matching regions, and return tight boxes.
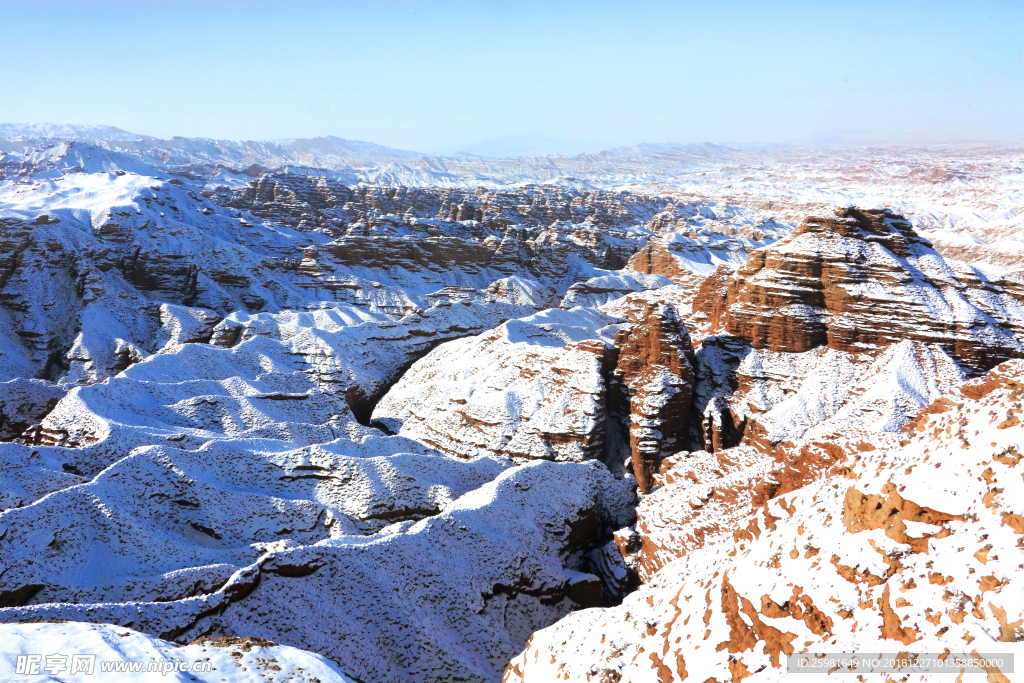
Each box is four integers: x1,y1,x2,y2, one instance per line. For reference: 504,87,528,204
1,1,1020,153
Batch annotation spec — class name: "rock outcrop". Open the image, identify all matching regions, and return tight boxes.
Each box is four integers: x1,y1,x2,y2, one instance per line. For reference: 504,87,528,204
705,207,1024,371
371,308,622,462
628,228,779,287
372,299,696,492
611,301,695,493
678,207,1024,473
0,378,65,441
506,359,1024,683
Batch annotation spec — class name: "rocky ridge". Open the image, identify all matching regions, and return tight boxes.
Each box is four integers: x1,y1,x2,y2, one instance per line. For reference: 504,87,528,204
2,140,1024,683
372,292,696,494
0,167,778,393
708,208,1024,370
688,207,1024,459
506,359,1024,682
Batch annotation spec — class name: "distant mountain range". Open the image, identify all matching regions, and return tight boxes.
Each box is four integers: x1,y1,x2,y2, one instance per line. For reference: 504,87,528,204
1,122,756,188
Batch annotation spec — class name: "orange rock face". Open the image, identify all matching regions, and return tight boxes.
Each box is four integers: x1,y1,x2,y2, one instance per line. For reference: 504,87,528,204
506,359,1024,683
628,241,693,284
712,207,1024,371
613,301,696,493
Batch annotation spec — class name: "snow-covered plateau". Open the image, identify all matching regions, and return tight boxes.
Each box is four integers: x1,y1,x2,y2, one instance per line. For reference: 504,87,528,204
1,127,1023,682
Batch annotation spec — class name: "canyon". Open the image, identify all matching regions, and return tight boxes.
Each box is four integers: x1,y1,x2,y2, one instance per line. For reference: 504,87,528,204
0,129,1023,682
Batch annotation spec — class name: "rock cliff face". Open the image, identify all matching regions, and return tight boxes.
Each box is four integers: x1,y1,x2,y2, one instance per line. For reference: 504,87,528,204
0,379,65,441
373,297,696,493
219,177,670,236
611,301,695,493
628,228,780,287
216,177,666,279
679,207,1024,470
628,340,966,581
708,207,1024,371
506,359,1024,683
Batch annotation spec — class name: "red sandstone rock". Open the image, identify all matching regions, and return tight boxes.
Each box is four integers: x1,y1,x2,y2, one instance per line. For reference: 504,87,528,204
709,207,1024,371
613,301,695,493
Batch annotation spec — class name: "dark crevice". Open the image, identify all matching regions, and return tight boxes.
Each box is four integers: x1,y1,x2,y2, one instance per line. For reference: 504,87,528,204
688,334,746,452
347,330,489,427
0,584,45,608
369,419,395,435
602,375,633,480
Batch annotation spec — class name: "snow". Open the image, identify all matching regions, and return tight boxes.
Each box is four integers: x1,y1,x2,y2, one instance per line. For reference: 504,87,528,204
2,128,1024,683
733,341,966,445
0,622,355,683
372,307,622,461
509,360,1024,683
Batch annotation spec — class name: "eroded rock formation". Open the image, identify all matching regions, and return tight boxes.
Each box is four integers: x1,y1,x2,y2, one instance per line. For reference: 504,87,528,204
372,299,696,493
5,137,1024,683
707,207,1024,371
611,300,695,493
506,359,1024,682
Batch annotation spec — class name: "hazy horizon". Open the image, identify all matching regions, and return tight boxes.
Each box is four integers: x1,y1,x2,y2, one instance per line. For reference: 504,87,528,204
1,1,1021,155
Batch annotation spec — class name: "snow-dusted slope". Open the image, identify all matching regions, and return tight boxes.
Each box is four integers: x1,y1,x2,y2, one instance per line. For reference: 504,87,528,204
0,622,356,683
1,459,634,683
507,359,1024,683
3,129,1024,683
373,307,623,461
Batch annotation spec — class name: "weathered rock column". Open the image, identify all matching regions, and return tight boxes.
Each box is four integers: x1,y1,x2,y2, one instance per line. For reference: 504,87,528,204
613,302,696,493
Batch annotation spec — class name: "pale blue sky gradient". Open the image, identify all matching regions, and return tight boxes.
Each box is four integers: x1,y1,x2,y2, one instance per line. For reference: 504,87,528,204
1,0,1021,152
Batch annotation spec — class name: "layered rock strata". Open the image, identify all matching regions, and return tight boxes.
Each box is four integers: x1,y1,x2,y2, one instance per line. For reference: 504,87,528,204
703,207,1024,371
611,301,696,493
680,207,1024,469
0,172,680,386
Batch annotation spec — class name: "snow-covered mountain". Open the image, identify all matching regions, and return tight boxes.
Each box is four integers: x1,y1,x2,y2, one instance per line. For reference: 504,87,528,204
1,128,1023,682
4,126,1022,272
